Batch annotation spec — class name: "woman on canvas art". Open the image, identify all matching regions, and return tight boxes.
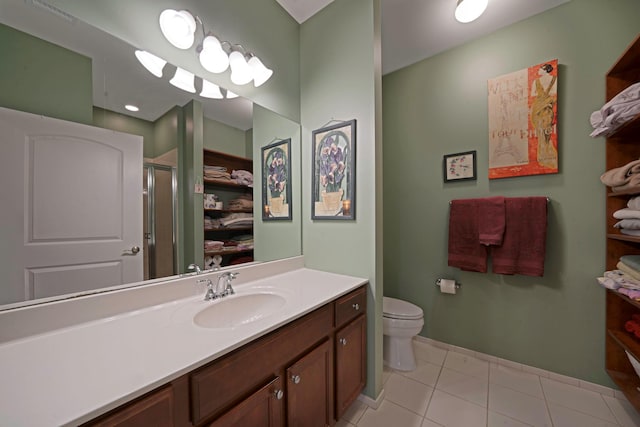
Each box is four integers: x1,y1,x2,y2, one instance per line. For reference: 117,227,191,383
530,63,558,169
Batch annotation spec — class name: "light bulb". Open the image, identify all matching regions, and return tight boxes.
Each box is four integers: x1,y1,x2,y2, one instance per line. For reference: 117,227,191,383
159,9,196,49
169,67,196,93
454,0,488,23
199,35,229,74
134,50,167,78
229,51,253,85
200,80,224,99
248,55,273,87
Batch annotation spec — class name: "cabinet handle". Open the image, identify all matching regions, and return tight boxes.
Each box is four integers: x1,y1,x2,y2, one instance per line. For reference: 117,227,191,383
291,374,301,384
274,390,284,400
339,338,347,346
352,303,360,310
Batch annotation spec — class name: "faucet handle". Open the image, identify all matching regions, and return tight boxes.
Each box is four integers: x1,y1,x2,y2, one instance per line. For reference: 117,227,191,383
188,263,202,275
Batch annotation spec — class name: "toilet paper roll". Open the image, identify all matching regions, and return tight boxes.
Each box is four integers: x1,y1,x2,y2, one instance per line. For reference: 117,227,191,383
439,279,457,295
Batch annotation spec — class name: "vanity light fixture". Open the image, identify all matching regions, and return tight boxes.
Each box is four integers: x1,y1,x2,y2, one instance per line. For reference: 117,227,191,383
199,35,230,73
169,67,196,93
159,9,197,49
134,50,167,78
158,8,273,86
200,79,224,99
454,0,488,23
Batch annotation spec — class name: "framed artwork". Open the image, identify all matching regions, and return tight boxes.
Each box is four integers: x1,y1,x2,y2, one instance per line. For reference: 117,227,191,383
488,59,559,179
443,150,477,182
311,119,356,220
261,138,292,221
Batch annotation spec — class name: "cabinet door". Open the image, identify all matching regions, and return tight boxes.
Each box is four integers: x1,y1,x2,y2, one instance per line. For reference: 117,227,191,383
84,386,174,427
286,340,333,427
207,377,284,427
335,315,367,419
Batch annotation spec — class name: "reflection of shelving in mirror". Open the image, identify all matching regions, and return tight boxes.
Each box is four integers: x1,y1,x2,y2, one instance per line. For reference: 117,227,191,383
203,149,254,267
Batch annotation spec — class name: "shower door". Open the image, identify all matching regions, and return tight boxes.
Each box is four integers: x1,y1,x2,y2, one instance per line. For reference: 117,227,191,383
143,164,177,280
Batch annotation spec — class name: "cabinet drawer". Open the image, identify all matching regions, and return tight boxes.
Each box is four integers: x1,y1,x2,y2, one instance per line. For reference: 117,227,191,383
335,286,366,328
190,304,333,424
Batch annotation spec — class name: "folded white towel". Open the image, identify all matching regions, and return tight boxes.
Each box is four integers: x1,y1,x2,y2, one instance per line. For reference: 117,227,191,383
590,82,640,137
620,228,640,236
629,196,640,210
615,219,640,229
614,208,640,219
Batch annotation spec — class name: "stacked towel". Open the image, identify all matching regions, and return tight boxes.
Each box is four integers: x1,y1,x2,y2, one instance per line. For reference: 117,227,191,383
231,169,253,187
204,165,231,181
611,203,640,236
597,255,640,301
590,82,640,138
600,158,640,193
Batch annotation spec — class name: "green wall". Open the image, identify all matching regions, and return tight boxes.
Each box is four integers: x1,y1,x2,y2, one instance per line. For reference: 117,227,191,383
93,107,155,158
252,104,302,261
203,117,247,158
0,23,92,124
300,0,383,399
382,0,640,387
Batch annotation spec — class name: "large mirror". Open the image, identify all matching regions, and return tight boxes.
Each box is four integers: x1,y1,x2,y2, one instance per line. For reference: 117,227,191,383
0,0,301,310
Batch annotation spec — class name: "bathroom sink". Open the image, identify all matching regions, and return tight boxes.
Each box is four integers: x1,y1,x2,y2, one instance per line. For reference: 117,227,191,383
193,293,286,328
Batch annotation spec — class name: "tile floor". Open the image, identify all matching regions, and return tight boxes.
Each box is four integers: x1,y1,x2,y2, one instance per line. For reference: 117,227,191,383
337,340,640,427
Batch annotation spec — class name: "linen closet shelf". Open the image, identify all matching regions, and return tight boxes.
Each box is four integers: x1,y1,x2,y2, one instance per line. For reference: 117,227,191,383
603,33,640,412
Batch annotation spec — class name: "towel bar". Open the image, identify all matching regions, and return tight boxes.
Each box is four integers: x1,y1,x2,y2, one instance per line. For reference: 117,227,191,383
449,197,550,205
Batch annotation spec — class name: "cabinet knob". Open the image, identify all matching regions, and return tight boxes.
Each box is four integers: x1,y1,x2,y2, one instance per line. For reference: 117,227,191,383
274,389,284,400
339,338,347,346
352,303,360,310
291,374,301,384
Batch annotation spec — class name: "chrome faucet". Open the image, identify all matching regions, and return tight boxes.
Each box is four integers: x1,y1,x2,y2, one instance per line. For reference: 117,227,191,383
188,263,202,275
217,271,239,297
198,278,218,301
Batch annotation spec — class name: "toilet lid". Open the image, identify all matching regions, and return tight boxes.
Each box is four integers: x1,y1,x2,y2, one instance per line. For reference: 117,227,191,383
383,297,423,320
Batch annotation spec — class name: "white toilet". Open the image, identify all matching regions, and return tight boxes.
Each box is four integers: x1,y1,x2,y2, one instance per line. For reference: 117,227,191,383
383,296,424,371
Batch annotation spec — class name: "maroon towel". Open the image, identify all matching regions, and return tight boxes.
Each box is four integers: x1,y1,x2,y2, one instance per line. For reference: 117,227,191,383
448,199,488,273
478,196,505,245
491,197,548,277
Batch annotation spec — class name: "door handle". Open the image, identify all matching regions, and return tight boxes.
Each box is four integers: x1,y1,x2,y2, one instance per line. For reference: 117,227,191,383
123,246,141,255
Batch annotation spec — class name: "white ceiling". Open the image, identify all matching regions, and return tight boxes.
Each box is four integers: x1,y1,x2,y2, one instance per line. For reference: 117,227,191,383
278,0,570,74
1,0,570,129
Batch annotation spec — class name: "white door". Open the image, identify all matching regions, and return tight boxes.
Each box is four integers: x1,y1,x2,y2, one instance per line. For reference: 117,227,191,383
0,107,143,305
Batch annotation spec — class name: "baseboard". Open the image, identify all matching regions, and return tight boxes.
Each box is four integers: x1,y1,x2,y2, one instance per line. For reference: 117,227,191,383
357,388,385,410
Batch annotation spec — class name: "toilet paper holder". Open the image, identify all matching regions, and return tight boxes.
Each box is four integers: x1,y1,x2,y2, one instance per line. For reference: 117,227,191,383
435,278,461,289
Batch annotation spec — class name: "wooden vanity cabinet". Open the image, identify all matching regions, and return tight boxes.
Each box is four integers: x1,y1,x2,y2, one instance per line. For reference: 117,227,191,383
84,285,367,427
334,287,367,419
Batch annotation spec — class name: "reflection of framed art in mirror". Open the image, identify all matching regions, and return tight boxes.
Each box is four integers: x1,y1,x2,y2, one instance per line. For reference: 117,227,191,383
262,138,292,221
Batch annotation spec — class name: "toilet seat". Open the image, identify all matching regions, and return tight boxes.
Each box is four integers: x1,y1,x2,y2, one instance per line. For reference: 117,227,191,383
383,297,423,320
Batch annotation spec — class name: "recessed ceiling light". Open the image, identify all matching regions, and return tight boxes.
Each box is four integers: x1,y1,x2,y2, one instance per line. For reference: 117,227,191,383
125,105,140,112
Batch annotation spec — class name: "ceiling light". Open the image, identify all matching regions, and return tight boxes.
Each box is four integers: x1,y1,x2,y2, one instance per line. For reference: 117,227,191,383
200,80,224,99
226,90,238,99
455,0,488,23
169,67,196,93
125,105,139,112
229,50,253,86
134,50,167,78
199,35,229,73
159,9,196,49
248,55,273,87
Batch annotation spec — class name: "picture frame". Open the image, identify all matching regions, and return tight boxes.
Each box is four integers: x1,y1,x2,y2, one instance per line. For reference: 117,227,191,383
261,138,292,221
311,119,356,220
443,150,477,182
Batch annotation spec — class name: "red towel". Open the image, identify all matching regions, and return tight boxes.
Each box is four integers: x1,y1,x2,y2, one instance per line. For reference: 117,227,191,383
478,196,505,245
491,197,548,277
448,199,488,273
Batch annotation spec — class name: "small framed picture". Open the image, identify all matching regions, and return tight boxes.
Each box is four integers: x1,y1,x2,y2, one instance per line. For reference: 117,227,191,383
443,150,477,182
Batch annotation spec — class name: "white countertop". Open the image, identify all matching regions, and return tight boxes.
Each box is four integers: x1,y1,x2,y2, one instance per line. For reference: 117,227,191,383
0,265,367,426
